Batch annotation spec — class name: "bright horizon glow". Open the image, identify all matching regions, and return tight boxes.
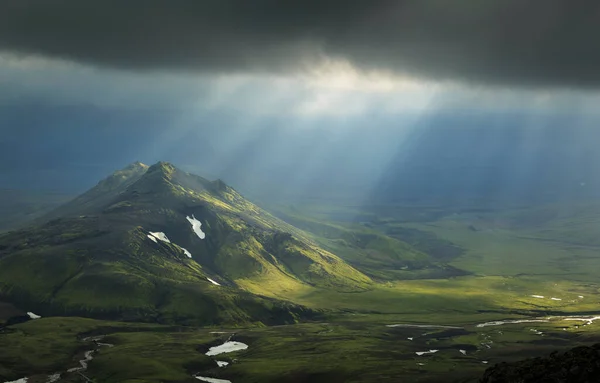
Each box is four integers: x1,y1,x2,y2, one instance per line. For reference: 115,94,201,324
4,53,600,119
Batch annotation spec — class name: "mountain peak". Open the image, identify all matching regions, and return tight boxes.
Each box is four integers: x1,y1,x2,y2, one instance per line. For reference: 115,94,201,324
150,161,174,169
37,161,150,221
125,161,149,170
125,161,224,201
147,161,176,176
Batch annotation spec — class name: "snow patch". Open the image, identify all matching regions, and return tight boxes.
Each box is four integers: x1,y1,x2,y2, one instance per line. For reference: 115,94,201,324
530,295,544,299
187,215,206,239
407,337,413,341
482,361,489,364
181,247,192,258
550,297,562,301
207,278,221,286
27,312,41,319
216,361,229,367
459,350,467,355
415,350,439,356
206,341,248,356
149,232,170,243
46,374,61,383
579,295,584,299
195,377,231,383
147,234,158,243
3,379,28,383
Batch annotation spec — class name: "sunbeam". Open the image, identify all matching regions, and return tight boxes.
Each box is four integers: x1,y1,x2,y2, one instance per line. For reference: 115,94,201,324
3,3,600,382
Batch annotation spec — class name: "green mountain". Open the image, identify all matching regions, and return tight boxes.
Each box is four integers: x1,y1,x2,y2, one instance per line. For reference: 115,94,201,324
0,162,373,326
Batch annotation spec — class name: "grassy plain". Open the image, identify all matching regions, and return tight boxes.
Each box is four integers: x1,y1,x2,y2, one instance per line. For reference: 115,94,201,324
3,313,600,383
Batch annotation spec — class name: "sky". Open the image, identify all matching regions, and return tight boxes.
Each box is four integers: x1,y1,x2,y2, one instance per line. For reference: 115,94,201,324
1,0,600,206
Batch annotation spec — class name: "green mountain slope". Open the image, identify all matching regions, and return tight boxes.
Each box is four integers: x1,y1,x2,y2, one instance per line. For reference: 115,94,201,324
0,162,371,325
267,205,469,280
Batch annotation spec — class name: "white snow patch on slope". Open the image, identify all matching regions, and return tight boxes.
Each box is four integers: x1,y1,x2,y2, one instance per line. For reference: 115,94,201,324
186,215,206,239
459,350,467,355
216,361,229,367
207,278,221,286
550,297,562,301
579,295,584,299
206,341,248,356
46,374,61,383
149,232,170,243
181,248,192,258
3,379,28,383
415,350,439,356
27,312,41,319
147,234,158,243
195,377,231,383
530,295,544,299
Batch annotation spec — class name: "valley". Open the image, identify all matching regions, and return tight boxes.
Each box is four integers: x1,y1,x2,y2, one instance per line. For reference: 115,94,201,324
1,163,600,383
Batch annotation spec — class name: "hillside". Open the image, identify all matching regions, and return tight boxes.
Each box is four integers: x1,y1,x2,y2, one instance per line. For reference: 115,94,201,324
0,162,372,326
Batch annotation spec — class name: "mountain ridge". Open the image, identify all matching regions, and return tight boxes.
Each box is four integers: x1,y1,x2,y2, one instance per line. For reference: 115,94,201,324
37,161,150,222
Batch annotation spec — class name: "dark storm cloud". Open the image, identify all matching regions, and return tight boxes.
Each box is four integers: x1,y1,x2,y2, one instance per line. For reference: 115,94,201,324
1,0,600,88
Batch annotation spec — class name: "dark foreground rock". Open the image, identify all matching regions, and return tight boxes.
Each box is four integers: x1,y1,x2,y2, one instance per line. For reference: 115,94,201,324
480,344,600,383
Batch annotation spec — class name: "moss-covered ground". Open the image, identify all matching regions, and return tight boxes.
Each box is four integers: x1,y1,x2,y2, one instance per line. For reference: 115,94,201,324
3,313,600,383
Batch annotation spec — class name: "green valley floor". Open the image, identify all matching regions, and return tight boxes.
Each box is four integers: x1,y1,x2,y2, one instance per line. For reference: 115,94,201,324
2,201,600,382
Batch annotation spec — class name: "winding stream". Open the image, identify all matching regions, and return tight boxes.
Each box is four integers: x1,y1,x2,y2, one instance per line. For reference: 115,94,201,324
386,324,462,329
476,315,600,328
2,336,114,383
383,314,600,365
387,314,600,332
